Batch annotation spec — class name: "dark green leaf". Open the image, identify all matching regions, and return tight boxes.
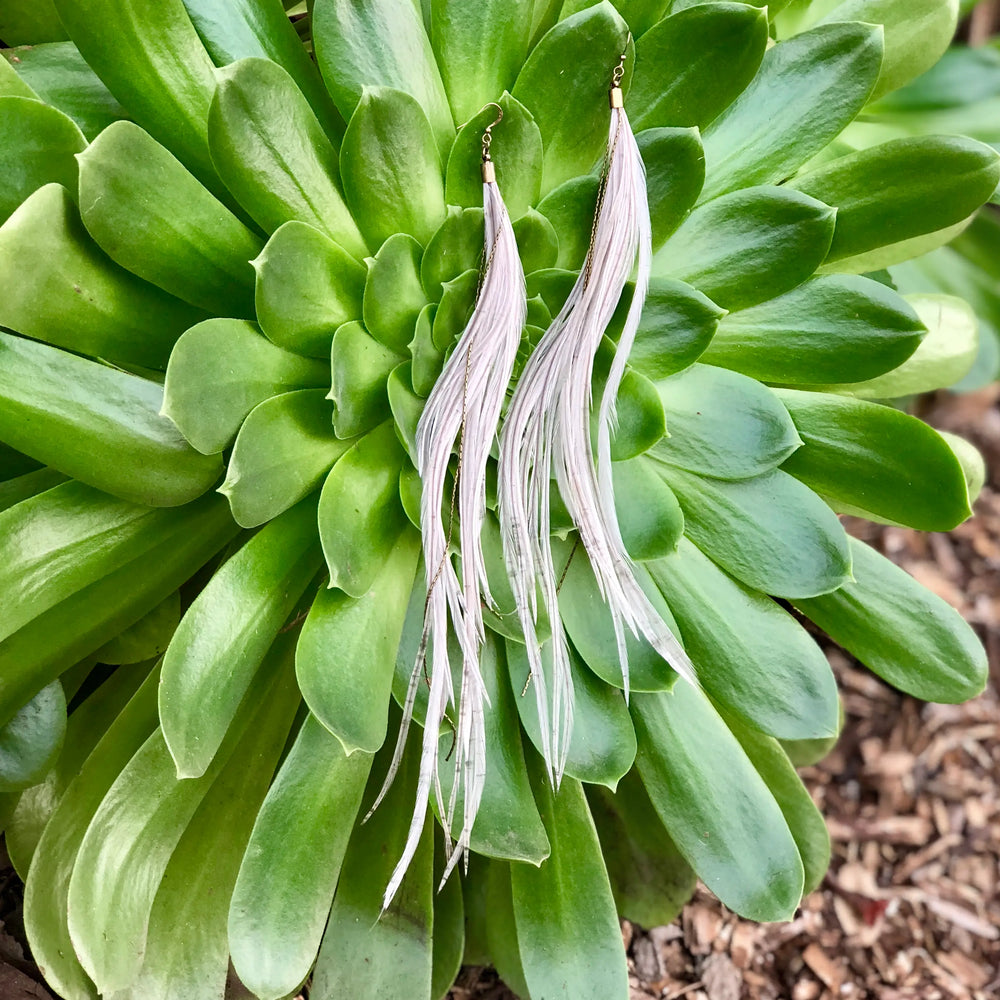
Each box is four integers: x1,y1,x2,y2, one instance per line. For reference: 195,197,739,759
0,332,224,506
0,184,207,369
163,318,328,455
638,127,706,252
431,838,465,1000
613,457,685,561
433,269,479,350
629,3,768,132
387,363,425,465
701,274,926,385
421,207,484,300
94,593,180,665
795,538,988,704
0,469,67,515
633,683,804,920
222,389,351,529
208,57,366,257
654,185,836,311
648,538,839,740
254,220,366,359
0,0,67,43
536,176,599,270
78,120,263,316
775,388,972,531
364,234,429,353
513,208,559,273
330,321,405,438
0,683,66,794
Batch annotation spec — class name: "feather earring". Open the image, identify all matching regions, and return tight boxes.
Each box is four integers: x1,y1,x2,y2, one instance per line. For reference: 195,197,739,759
369,104,527,911
498,40,698,784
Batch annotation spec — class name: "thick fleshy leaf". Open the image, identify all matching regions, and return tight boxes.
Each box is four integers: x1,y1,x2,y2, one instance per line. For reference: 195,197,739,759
0,185,206,369
653,185,837,310
648,538,840,741
513,209,559,273
628,3,768,132
24,668,161,1000
1,41,127,140
310,741,434,1000
818,294,978,398
420,207,484,299
0,495,236,731
208,57,367,257
650,364,802,480
162,318,329,455
790,137,1000,264
51,0,223,192
330,322,405,438
312,0,453,155
480,860,531,999
122,660,297,1000
513,1,629,195
658,466,852,599
430,0,532,125
633,683,804,921
297,533,419,755
722,711,831,896
77,120,262,317
593,342,666,461
0,0,68,43
627,277,724,381
94,593,180,665
364,233,429,353
432,269,479,350
535,177,598,270
66,635,298,996
222,389,351,528
510,763,629,1000
180,0,345,140
587,770,696,930
700,22,883,201
341,87,447,249
411,302,444,397
0,683,66,794
387,363,424,466
318,421,409,597
444,92,543,221
506,639,636,789
557,542,681,692
229,715,373,1000
0,97,85,225
795,538,988,704
701,274,926,385
0,332,223,507
160,499,322,778
637,127,706,252
613,457,685,562
254,221,366,359
775,388,972,531
0,469,66,515
431,840,465,1000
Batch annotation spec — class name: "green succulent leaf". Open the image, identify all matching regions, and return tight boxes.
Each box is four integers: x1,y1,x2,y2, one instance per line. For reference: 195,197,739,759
648,538,840,741
795,538,989,704
78,120,263,317
51,0,223,194
513,1,629,195
421,207,483,298
445,92,543,220
0,332,223,506
790,136,1000,264
330,321,406,438
513,208,560,273
297,533,419,755
651,364,802,480
536,177,599,270
1,41,127,140
228,714,373,1000
410,303,444,397
24,668,161,1000
629,2,769,133
654,185,837,310
312,0,454,156
208,57,367,257
701,274,926,385
633,683,804,921
613,457,685,562
588,770,697,930
430,0,532,126
506,638,637,789
433,268,480,350
0,682,66,795
0,0,68,44
0,96,85,225
311,740,434,1000
163,318,329,456
431,840,465,1000
254,220,367,359
638,127,706,252
0,469,68,515
364,233,430,353
0,184,207,369
775,388,973,531
159,499,323,778
658,466,852,599
94,593,180,665
222,389,352,529
318,421,409,597
700,22,883,201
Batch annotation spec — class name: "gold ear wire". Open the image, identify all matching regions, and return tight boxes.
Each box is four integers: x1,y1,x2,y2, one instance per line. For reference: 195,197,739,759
458,101,505,181
610,32,632,107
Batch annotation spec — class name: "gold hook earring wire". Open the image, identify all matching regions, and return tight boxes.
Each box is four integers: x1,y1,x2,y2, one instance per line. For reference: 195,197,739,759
458,101,504,180
610,32,631,107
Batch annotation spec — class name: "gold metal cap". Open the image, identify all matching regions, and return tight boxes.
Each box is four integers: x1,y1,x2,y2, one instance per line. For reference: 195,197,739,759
609,86,623,109
481,159,496,183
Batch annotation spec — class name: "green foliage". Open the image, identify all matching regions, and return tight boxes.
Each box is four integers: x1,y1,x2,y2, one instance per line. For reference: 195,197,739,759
0,2,993,999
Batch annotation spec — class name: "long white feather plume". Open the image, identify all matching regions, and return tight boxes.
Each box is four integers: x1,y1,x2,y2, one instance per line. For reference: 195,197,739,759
374,166,526,912
498,56,698,787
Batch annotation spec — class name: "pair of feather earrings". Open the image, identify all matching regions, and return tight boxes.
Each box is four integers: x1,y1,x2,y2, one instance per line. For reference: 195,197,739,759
374,42,698,911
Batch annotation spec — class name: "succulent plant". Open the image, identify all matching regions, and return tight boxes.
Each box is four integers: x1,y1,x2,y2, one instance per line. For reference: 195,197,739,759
0,2,995,999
